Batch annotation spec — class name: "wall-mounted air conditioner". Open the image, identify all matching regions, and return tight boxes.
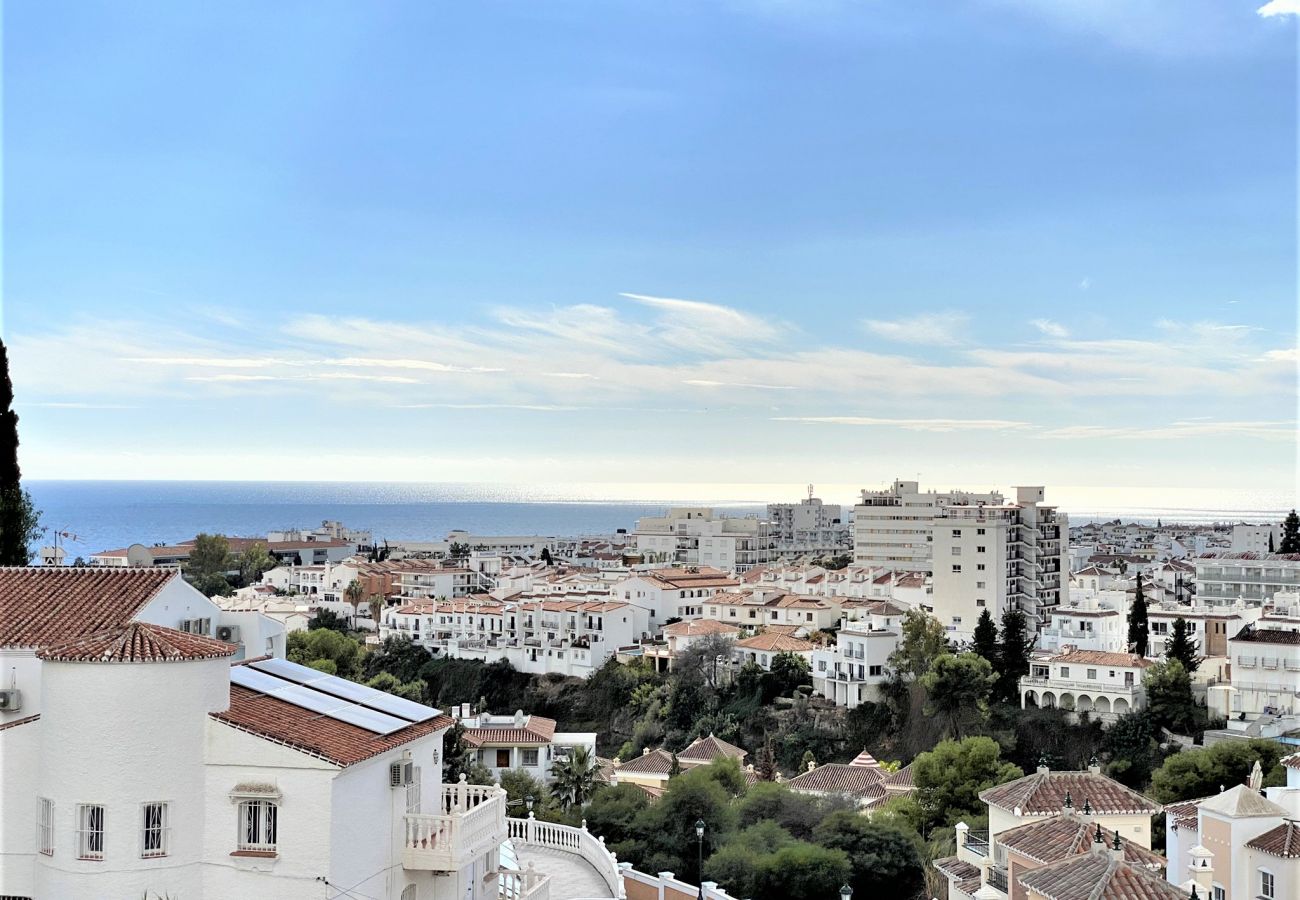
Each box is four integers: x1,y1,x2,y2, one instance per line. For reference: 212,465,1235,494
217,625,240,643
0,689,22,711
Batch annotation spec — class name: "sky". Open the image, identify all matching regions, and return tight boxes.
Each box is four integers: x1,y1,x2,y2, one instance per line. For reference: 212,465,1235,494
3,1,1297,501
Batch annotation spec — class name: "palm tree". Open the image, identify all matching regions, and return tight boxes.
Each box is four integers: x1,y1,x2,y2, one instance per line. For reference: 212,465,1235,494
345,579,364,623
367,592,384,626
550,746,598,810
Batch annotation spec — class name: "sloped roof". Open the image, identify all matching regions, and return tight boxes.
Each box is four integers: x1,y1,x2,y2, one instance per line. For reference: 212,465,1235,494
786,763,887,803
212,684,453,767
615,748,677,776
461,716,557,747
1282,752,1300,770
1016,852,1187,900
734,632,816,653
980,771,1160,817
1246,821,1300,859
849,749,880,768
37,621,237,663
1048,649,1153,669
1196,784,1289,818
996,815,1166,868
679,733,746,763
932,856,980,896
662,619,740,638
0,567,177,649
883,763,914,791
1163,796,1211,833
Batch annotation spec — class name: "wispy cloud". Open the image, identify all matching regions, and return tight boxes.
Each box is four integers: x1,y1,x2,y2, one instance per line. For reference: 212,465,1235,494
1038,421,1296,440
774,416,1032,432
1258,0,1300,18
1031,318,1070,338
862,311,969,346
683,379,796,390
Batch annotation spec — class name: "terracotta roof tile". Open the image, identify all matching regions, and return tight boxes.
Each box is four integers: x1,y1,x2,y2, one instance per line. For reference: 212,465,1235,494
787,763,887,802
1048,649,1153,669
734,632,816,653
212,684,454,767
980,771,1160,817
678,734,746,762
37,622,238,663
461,716,557,746
1016,852,1188,900
662,620,740,638
0,567,176,649
614,748,677,776
933,856,981,896
1246,821,1300,859
997,815,1165,868
1231,626,1300,646
1282,752,1300,770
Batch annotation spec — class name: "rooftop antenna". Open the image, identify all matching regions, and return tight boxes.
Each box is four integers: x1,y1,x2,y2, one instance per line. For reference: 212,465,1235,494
50,527,83,564
808,483,814,501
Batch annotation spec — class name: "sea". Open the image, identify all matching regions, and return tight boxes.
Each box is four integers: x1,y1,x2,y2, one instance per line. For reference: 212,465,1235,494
27,480,1295,557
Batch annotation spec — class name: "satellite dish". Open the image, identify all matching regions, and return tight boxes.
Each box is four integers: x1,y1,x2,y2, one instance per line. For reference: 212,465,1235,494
126,543,153,567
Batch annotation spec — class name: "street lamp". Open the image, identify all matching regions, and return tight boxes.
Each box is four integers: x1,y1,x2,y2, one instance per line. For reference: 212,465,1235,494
525,795,535,814
840,885,853,900
695,819,706,900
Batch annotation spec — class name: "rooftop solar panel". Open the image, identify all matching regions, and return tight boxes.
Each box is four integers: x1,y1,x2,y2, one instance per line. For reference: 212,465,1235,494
329,704,410,735
231,665,293,693
249,656,331,685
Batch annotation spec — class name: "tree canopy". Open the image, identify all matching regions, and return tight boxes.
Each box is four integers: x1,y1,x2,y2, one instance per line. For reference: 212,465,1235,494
919,653,995,739
890,609,950,678
1281,510,1300,554
1149,739,1288,803
1128,574,1149,658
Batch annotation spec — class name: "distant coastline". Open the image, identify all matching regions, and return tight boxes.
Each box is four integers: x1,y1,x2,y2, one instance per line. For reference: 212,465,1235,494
28,479,1292,557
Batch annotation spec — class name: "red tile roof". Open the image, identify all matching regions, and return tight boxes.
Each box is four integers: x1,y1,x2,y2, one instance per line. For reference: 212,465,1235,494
980,771,1160,817
1282,752,1300,770
662,620,740,638
933,856,980,895
1048,649,1153,669
1016,851,1188,900
1246,821,1300,859
212,684,454,767
678,733,746,763
997,815,1166,868
734,632,816,653
37,622,237,663
0,567,177,649
614,748,677,776
461,716,557,747
786,763,887,803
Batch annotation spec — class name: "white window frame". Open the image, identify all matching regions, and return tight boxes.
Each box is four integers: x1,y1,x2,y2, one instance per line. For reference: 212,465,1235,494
1260,869,1274,900
522,748,540,767
140,801,170,859
37,797,54,857
406,766,422,814
77,803,105,860
236,799,278,853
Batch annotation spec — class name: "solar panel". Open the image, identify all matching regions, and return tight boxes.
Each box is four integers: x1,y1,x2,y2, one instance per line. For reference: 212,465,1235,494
310,676,438,722
329,704,410,735
249,657,330,685
271,683,351,715
231,666,293,693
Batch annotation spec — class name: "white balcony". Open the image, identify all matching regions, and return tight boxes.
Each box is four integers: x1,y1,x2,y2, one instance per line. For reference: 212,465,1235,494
402,779,508,872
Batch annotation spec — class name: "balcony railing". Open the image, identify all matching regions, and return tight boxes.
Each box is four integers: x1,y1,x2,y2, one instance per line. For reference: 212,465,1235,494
988,865,1009,893
497,864,551,900
402,778,507,872
964,831,990,857
508,815,625,899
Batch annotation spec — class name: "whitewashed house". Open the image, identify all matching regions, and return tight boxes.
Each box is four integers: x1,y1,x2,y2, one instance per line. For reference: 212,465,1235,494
1021,649,1152,721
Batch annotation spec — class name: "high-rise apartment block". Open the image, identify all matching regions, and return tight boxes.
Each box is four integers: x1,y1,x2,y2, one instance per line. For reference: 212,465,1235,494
852,480,1004,571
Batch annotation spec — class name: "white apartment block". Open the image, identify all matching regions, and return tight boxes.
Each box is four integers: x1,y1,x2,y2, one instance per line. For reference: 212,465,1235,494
1208,619,1300,736
701,588,843,633
811,604,905,708
852,479,1004,571
632,508,773,572
766,495,851,555
1231,523,1285,554
1195,552,1300,607
1038,590,1128,654
930,487,1068,640
395,566,488,602
611,567,742,623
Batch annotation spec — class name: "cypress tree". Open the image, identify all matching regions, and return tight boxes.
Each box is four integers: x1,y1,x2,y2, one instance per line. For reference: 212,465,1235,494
1128,573,1149,658
1281,510,1300,554
1166,617,1199,674
995,608,1031,704
0,340,37,564
972,608,999,665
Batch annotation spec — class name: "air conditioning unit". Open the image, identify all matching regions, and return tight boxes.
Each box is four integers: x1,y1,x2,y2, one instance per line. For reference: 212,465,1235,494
0,689,21,711
217,625,240,643
390,761,414,787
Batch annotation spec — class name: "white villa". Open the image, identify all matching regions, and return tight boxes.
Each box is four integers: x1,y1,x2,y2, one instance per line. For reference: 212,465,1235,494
1021,648,1152,721
811,604,904,709
453,707,597,785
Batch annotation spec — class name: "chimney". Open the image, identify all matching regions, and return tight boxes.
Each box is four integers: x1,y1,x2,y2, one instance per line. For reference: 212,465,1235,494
514,709,525,728
1090,822,1107,856
1088,755,1102,776
1109,830,1124,861
1062,791,1074,815
642,747,650,756
1036,755,1050,776
1186,845,1214,896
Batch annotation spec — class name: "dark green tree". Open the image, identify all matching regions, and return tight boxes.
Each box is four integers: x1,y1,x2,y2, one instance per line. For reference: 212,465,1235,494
0,340,39,565
768,651,811,695
995,609,1032,704
363,634,434,683
187,533,232,596
550,745,599,810
971,608,999,666
812,809,925,900
1281,510,1300,554
540,547,553,565
889,608,950,678
1128,574,1149,658
1268,531,1276,553
1149,738,1288,803
906,736,1023,832
1144,659,1197,735
919,653,995,739
307,609,350,633
1101,711,1162,789
1165,617,1199,674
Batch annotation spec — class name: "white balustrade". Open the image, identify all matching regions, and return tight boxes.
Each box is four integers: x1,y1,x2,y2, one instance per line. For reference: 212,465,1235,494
508,813,625,899
402,775,508,872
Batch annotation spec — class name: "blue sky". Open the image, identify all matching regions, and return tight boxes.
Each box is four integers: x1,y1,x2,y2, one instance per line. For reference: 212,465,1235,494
4,1,1297,500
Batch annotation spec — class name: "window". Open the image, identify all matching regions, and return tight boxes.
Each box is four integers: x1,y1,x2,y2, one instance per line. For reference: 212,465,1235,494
37,798,53,856
522,749,539,767
977,546,986,553
951,529,961,537
237,799,278,853
977,528,986,535
141,802,169,858
1086,669,1097,680
1260,869,1274,899
406,767,422,814
1059,666,1070,678
977,564,986,571
869,665,883,677
952,565,962,574
976,599,986,607
402,886,417,900
976,581,986,589
77,804,105,860
1212,886,1224,900
951,547,962,556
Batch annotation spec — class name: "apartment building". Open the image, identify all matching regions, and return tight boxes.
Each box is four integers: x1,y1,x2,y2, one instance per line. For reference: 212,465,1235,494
765,495,850,555
1021,649,1152,722
1207,622,1300,736
611,567,742,623
1231,523,1285,554
701,588,843,634
1195,552,1300,607
639,619,741,673
632,508,774,572
811,605,904,708
930,487,1068,640
394,565,487,601
1037,590,1128,654
852,479,1004,571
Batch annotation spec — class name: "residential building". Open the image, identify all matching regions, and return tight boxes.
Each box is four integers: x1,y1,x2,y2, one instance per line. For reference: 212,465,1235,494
930,487,1068,640
731,632,817,670
453,707,596,785
852,479,1004,571
1231,523,1284,554
701,588,843,633
1163,763,1300,900
1207,623,1300,738
640,619,741,673
267,520,373,551
632,508,774,572
1021,649,1152,722
1037,591,1128,654
766,494,850,556
394,565,490,602
611,567,742,623
811,605,904,709
1195,552,1300,607
785,752,913,809
978,761,1161,846
607,735,746,797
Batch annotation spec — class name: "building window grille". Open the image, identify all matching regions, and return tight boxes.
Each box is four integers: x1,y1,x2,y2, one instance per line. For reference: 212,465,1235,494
237,800,278,853
141,802,170,858
77,804,105,860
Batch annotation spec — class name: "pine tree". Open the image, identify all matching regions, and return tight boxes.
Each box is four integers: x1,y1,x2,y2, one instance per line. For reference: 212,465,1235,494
1166,617,1199,674
1268,531,1276,553
1128,573,1149,658
995,609,1032,704
0,340,38,565
1281,510,1300,554
972,608,999,665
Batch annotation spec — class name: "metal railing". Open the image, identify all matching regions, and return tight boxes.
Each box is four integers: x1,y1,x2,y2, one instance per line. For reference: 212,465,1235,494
964,831,990,857
508,814,625,899
988,866,1009,893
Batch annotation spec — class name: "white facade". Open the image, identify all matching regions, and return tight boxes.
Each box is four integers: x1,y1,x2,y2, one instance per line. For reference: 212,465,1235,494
611,567,742,623
811,609,902,708
852,479,1004,571
766,496,850,555
1231,524,1284,554
632,508,773,572
1021,649,1150,721
930,487,1068,641
1037,590,1128,654
1208,623,1300,730
1195,553,1300,607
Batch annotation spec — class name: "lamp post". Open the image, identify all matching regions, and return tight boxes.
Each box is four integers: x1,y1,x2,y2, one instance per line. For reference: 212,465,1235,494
525,795,534,814
840,885,853,900
695,818,706,900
